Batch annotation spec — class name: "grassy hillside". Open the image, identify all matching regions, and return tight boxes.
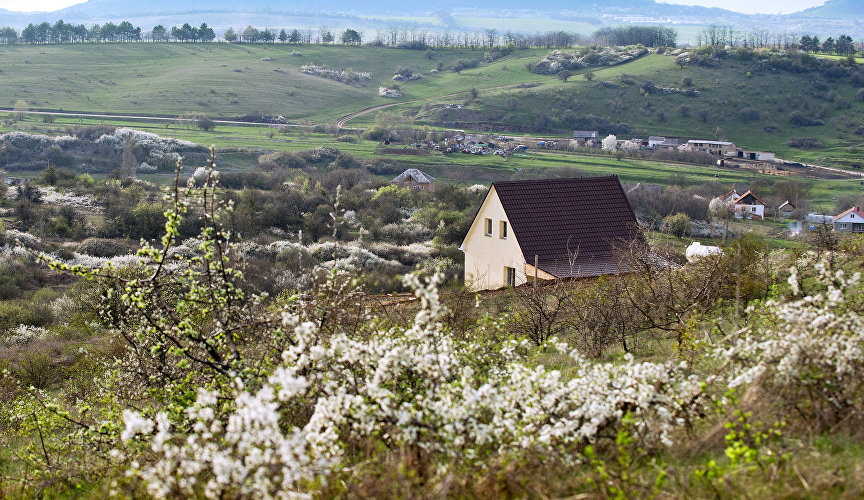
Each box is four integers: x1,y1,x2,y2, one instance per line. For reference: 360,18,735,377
384,53,864,168
0,43,550,122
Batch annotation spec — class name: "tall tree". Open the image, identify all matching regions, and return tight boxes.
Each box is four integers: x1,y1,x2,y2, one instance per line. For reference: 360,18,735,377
278,29,288,43
224,27,238,42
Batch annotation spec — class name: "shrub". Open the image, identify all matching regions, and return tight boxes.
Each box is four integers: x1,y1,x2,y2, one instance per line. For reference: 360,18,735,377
786,137,824,149
682,76,693,87
856,126,864,136
788,110,824,127
740,107,761,122
856,88,864,101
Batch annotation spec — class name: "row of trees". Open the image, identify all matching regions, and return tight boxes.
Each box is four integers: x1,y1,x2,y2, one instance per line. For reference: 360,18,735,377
799,34,857,56
0,19,595,49
593,26,677,48
696,24,862,55
0,20,217,44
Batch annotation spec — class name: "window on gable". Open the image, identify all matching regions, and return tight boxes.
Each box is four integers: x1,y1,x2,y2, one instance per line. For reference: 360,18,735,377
500,220,508,239
484,218,492,236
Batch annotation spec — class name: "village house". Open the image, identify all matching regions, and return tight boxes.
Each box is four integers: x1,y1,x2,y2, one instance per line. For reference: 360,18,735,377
834,207,864,232
460,176,643,291
648,136,667,148
391,169,435,191
778,200,796,219
687,140,738,156
572,130,600,148
720,189,765,220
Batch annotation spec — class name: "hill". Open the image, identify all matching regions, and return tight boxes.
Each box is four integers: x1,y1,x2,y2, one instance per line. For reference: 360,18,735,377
2,43,864,168
800,0,864,17
0,44,551,123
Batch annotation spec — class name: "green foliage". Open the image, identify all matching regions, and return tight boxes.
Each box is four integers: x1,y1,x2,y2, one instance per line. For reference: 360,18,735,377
662,212,691,238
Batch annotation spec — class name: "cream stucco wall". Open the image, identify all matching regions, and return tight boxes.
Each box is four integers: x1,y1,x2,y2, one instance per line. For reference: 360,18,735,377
461,187,527,291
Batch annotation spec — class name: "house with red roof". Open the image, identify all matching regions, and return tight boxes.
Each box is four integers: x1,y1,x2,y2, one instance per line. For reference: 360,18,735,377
834,207,864,233
719,189,766,220
459,176,643,291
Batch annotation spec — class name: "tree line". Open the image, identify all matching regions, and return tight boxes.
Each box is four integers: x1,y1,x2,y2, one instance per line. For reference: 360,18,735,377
695,24,862,56
0,19,658,49
0,20,216,44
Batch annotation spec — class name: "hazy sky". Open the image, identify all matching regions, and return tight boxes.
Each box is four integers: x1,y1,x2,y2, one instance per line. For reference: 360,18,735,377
0,0,828,13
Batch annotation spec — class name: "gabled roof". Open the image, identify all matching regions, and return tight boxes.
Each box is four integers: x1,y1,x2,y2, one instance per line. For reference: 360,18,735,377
391,168,434,184
834,206,864,221
732,190,764,206
778,200,795,210
573,130,599,139
491,176,643,279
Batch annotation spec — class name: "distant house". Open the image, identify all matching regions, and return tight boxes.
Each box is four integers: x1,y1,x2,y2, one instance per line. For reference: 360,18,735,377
391,169,435,191
572,130,600,147
834,207,864,232
719,189,765,220
687,140,737,156
460,176,643,291
648,136,667,148
778,200,796,219
657,138,684,150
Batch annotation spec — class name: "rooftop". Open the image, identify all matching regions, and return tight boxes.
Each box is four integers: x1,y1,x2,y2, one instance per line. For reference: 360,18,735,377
491,176,643,278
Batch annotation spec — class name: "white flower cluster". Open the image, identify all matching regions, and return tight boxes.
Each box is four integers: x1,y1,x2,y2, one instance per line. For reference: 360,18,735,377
299,64,371,84
95,128,201,166
532,46,649,75
0,131,78,148
1,324,50,348
39,186,102,213
122,272,704,498
378,87,402,98
719,256,864,411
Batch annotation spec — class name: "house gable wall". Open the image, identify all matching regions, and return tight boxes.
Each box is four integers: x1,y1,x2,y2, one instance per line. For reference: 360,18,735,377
461,187,527,291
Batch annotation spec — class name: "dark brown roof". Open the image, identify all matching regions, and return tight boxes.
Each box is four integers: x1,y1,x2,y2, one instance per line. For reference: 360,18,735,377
493,176,643,279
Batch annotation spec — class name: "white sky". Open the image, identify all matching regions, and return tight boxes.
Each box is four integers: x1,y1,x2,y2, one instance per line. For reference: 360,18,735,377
0,0,829,14
0,0,85,11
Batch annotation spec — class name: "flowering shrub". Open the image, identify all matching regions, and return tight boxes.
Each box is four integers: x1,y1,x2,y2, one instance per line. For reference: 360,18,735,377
378,86,402,98
299,64,371,84
532,46,649,75
718,254,864,429
120,270,706,498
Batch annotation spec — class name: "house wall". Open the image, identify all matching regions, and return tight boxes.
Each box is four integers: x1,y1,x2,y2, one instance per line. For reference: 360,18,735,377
834,213,864,232
734,204,765,219
462,187,527,291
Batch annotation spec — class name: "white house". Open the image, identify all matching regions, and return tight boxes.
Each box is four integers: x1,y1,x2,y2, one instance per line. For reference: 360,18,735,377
460,176,643,291
834,207,864,232
720,189,765,220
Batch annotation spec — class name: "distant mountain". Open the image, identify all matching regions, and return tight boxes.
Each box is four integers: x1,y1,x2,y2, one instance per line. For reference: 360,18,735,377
798,0,863,18
2,0,738,20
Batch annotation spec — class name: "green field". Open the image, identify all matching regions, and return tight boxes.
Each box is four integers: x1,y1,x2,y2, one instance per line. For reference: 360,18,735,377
0,43,551,122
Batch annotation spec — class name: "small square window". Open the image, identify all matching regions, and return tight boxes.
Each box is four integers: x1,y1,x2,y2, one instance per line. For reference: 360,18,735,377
500,221,508,239
484,218,492,236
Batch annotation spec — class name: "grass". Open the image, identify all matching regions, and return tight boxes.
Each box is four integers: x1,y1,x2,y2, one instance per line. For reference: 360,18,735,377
0,43,551,123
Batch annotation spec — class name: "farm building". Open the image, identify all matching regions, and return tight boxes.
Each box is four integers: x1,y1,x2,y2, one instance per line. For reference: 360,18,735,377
460,176,643,291
687,140,738,156
572,130,600,148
